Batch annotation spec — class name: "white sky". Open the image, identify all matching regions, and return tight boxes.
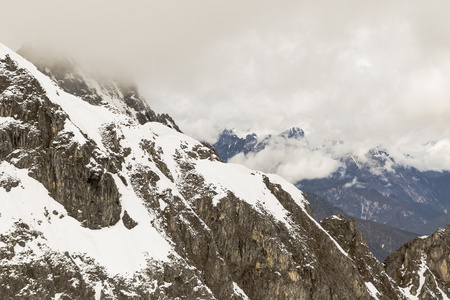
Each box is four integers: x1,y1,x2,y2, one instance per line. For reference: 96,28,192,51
2,0,450,175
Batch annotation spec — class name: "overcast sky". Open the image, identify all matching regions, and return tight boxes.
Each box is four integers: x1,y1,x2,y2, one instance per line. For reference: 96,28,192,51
2,1,450,177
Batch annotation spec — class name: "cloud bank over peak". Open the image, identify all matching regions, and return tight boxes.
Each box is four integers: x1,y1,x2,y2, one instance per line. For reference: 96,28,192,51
2,1,450,174
229,140,342,182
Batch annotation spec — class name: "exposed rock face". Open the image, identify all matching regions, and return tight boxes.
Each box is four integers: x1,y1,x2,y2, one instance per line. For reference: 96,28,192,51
384,225,450,299
0,222,98,299
320,215,406,300
0,55,121,229
0,221,217,300
129,139,372,299
306,192,418,261
173,166,371,299
122,210,138,229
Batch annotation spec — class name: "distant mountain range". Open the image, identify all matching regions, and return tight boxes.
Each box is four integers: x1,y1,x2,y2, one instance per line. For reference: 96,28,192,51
215,127,304,163
213,128,450,235
305,192,418,261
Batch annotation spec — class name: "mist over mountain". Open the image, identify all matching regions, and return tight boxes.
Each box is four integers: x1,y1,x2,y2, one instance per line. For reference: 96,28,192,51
215,128,342,182
1,41,450,299
2,1,450,298
213,128,450,235
3,2,450,163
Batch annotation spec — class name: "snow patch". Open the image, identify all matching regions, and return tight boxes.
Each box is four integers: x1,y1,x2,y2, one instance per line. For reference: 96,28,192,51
60,119,88,146
365,282,380,300
233,282,250,299
0,161,173,276
195,160,294,228
0,116,22,128
94,282,102,300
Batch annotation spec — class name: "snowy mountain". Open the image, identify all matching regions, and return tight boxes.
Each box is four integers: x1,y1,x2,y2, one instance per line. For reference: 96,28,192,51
298,150,449,233
1,43,449,299
17,43,180,131
214,127,304,163
214,129,450,235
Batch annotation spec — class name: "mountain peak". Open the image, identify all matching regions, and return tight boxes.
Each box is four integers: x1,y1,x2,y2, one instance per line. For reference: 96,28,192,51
219,128,238,137
16,43,181,132
214,127,305,162
280,127,305,139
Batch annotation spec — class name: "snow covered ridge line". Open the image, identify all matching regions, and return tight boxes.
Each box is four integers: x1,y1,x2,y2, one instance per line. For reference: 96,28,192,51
16,43,182,131
0,46,229,297
0,44,62,101
3,42,450,299
1,45,366,298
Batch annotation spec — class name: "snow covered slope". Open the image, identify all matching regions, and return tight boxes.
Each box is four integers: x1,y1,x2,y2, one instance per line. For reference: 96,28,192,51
1,43,448,299
0,43,368,299
17,43,180,131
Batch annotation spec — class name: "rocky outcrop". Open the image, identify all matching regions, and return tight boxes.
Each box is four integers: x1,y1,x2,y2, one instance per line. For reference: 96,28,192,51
0,222,98,299
306,192,418,261
171,155,371,299
384,225,450,299
0,55,121,229
320,215,406,299
0,222,217,300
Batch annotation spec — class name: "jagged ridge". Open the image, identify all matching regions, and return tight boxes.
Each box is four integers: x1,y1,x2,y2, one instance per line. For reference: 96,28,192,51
0,43,449,299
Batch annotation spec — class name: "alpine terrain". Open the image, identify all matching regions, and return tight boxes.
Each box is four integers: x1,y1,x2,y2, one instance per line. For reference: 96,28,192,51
214,128,450,235
0,43,449,299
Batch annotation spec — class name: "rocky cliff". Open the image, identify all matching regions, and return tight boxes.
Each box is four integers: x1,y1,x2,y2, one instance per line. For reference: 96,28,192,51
384,225,450,299
320,215,407,299
0,53,121,229
1,43,449,300
0,43,373,299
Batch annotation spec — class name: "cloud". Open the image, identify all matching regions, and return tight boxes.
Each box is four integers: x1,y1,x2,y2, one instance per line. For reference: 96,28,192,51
229,136,342,182
2,1,450,172
393,139,450,172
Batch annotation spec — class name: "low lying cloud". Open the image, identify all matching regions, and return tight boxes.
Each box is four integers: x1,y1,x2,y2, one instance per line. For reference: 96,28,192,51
229,137,341,182
394,139,450,172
